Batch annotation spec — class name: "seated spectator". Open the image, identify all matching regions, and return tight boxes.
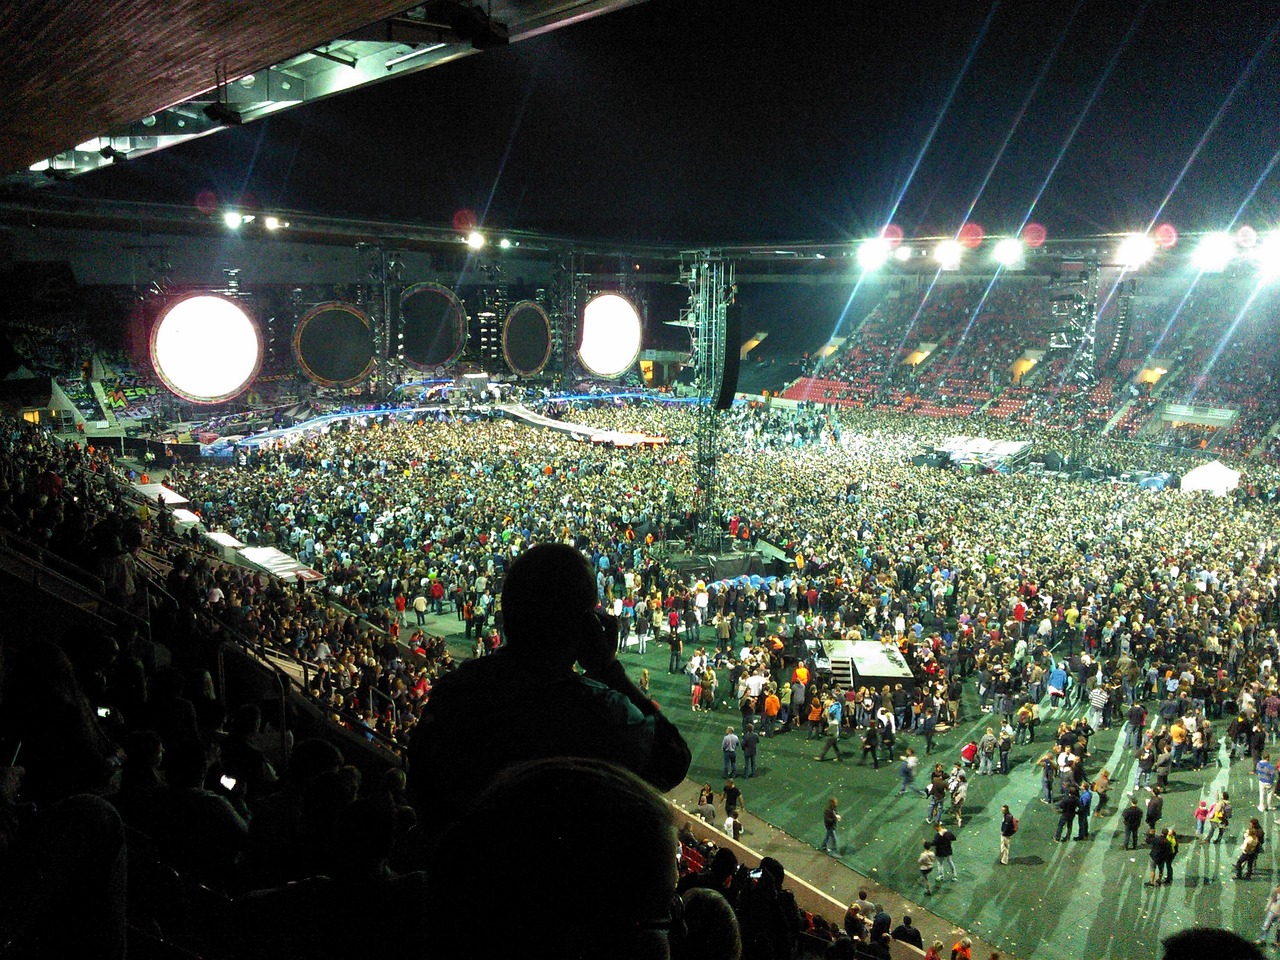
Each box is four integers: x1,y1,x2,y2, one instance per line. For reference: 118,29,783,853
1,640,119,810
139,666,202,761
682,887,743,960
0,782,127,960
242,737,343,889
220,704,278,801
225,796,430,960
680,846,739,895
111,728,164,828
1162,928,1263,960
429,757,733,960
409,543,690,834
140,738,248,892
739,856,802,960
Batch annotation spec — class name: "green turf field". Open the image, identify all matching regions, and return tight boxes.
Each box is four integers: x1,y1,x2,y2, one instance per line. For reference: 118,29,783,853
422,612,1269,960
626,631,1270,960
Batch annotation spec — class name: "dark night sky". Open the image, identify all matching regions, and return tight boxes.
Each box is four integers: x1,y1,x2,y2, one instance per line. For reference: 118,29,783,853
62,0,1280,244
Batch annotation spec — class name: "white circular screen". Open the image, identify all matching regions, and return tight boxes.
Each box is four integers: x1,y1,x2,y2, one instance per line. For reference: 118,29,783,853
151,295,262,403
578,293,642,378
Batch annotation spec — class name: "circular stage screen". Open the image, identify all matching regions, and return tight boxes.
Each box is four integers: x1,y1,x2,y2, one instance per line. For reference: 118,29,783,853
578,293,642,379
502,301,553,377
292,302,375,387
400,282,468,370
150,294,262,403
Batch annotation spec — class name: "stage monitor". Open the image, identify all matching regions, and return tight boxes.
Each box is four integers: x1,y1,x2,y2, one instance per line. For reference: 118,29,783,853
400,282,468,370
293,302,375,387
578,292,641,379
502,300,553,376
150,294,262,404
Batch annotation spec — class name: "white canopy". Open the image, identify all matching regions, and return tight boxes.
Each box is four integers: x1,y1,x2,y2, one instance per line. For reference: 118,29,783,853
1179,460,1240,497
239,547,325,584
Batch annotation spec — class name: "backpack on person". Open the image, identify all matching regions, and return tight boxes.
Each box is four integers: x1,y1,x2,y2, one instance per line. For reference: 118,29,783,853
1011,817,1020,834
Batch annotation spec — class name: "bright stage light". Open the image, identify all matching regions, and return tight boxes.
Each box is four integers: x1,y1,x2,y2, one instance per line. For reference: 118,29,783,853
894,245,913,262
934,240,963,270
856,237,892,271
465,231,486,250
499,237,512,249
578,293,642,379
1191,232,1235,273
151,295,262,403
1255,233,1280,283
1116,233,1156,270
223,211,244,229
263,215,284,231
993,238,1024,267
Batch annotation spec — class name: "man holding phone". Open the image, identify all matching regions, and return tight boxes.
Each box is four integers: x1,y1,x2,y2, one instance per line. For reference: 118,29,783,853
410,543,692,835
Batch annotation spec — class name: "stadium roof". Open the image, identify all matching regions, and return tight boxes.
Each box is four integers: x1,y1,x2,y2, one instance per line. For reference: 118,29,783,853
0,0,643,186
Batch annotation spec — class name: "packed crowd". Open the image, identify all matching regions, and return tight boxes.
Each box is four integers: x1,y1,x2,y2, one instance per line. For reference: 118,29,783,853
782,272,1280,465
11,387,1280,956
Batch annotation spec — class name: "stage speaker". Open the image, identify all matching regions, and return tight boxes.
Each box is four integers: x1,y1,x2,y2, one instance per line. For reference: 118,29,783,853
715,301,742,410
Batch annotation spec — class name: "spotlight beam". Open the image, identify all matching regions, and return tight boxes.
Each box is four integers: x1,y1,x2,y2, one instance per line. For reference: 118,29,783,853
1229,140,1280,230
829,6,998,363
1014,0,1150,234
931,268,1006,390
882,266,948,391
1108,21,1280,365
1145,21,1280,233
957,0,1081,228
881,3,999,232
1188,284,1265,406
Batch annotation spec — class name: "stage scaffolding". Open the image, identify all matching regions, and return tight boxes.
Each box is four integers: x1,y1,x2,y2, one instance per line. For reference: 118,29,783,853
680,251,735,551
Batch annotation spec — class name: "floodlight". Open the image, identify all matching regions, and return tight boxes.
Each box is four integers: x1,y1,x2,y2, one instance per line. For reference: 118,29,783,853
856,237,892,271
894,246,913,262
934,240,963,270
499,237,512,249
264,216,281,230
578,293,642,379
1255,233,1280,283
993,238,1024,267
151,295,262,403
1190,232,1235,273
223,211,244,229
1116,233,1156,270
465,231,486,250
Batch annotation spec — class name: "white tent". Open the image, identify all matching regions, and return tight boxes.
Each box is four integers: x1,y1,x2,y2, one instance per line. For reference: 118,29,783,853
1179,460,1240,497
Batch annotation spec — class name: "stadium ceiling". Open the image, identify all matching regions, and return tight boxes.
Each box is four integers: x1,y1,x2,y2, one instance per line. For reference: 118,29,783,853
0,0,647,189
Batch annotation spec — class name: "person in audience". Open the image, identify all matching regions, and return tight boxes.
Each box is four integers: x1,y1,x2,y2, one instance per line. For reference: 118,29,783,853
429,756,735,960
139,737,249,891
680,846,739,896
241,737,344,888
409,542,690,835
220,703,278,801
1162,928,1263,960
226,796,430,959
892,914,924,948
